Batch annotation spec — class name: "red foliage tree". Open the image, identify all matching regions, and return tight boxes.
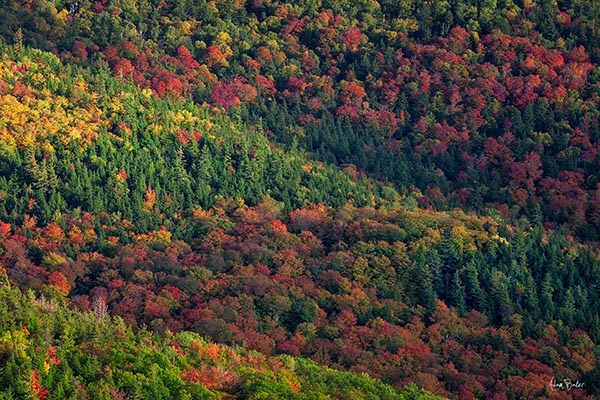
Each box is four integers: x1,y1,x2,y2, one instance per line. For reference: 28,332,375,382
177,45,199,70
255,75,277,97
342,27,363,52
211,81,241,109
339,81,366,108
204,45,228,68
72,40,88,61
112,59,135,79
151,70,183,97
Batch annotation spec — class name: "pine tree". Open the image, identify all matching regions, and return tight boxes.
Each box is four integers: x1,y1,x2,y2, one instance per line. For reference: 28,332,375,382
439,230,459,296
560,288,576,326
411,255,438,314
489,270,513,325
523,272,540,319
540,273,555,321
463,255,486,312
447,270,466,316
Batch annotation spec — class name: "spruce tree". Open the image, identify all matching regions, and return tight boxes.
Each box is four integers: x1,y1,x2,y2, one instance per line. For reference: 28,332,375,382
447,270,466,316
463,255,486,312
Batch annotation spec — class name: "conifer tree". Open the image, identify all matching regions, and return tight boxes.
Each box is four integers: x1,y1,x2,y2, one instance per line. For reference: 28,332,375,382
448,269,466,316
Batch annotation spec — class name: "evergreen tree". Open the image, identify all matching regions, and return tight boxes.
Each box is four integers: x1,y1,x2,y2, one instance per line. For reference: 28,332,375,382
560,288,576,327
411,255,438,314
540,273,555,321
489,270,513,325
447,270,466,316
463,255,487,312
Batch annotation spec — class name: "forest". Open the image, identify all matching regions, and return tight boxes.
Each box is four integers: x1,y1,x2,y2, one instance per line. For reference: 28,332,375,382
0,0,599,398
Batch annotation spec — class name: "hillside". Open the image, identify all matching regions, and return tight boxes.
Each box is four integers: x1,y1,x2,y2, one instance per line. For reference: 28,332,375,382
0,0,599,398
2,0,600,238
0,282,442,399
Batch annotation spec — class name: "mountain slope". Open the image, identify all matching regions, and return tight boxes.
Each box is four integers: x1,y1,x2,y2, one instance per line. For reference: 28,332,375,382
0,282,442,399
2,0,600,239
0,43,395,230
0,1,599,399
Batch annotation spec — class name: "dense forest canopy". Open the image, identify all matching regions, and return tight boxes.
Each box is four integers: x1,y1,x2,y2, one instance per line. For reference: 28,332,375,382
3,0,598,238
0,0,599,398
